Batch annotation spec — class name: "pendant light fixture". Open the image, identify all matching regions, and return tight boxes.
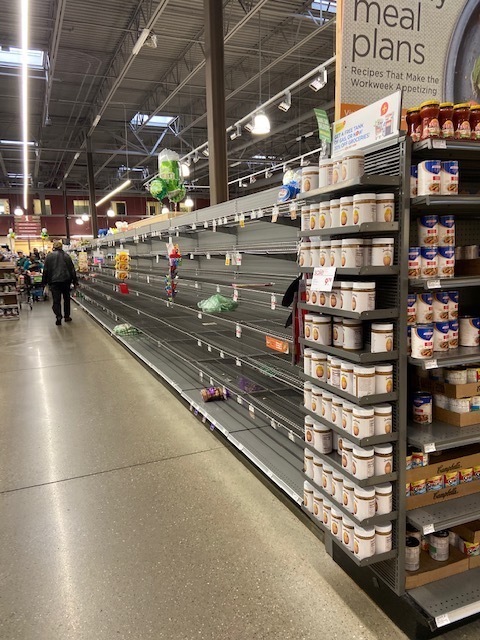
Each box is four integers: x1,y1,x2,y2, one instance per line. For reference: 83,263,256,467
14,206,24,217
161,205,169,215
252,11,270,136
75,217,84,225
106,208,116,218
81,213,90,221
184,196,194,209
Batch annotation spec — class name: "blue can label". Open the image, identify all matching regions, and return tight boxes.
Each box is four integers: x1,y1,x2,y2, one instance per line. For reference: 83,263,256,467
442,161,459,176
409,247,421,260
419,215,439,229
423,160,442,175
435,321,450,335
433,292,450,305
411,165,418,178
439,215,455,229
421,247,438,261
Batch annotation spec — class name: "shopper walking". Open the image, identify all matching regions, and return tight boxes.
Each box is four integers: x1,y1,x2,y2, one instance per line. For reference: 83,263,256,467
42,240,78,325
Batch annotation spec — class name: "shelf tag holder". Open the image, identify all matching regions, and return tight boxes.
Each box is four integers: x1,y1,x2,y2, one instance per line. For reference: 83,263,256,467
271,205,279,223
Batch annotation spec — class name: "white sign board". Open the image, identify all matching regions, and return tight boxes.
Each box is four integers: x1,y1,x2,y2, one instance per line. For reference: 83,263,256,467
311,267,336,292
332,91,402,156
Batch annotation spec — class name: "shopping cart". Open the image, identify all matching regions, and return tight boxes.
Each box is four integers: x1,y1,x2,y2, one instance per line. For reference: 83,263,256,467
17,274,33,310
30,274,46,302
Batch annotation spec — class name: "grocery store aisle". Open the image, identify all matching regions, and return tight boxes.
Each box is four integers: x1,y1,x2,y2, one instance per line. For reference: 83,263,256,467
0,304,477,640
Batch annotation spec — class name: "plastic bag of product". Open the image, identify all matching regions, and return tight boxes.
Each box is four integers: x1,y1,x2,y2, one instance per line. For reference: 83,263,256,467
113,323,140,336
197,294,238,313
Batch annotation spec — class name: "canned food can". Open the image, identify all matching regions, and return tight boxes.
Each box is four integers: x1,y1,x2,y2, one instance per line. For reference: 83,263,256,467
426,475,444,492
417,293,433,323
418,160,441,196
460,468,474,483
474,466,480,480
434,321,450,352
448,291,459,320
413,392,433,424
444,471,459,487
437,246,455,278
410,166,418,198
440,161,459,196
449,320,459,349
408,293,417,325
406,483,411,498
418,215,439,246
429,530,450,562
412,451,429,468
432,291,450,322
411,479,427,495
459,317,480,347
411,324,434,360
408,247,421,279
421,247,438,278
467,368,480,383
439,215,455,245
407,326,412,355
406,455,413,471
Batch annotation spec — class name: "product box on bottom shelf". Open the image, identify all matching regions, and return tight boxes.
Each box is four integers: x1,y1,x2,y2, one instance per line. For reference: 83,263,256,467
405,546,469,590
450,520,480,545
417,377,480,400
434,406,480,428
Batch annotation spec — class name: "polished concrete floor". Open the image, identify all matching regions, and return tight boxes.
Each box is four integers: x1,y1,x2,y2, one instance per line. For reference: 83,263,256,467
1,303,479,640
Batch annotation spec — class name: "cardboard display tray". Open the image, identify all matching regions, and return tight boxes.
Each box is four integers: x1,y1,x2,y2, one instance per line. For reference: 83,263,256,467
434,406,480,428
417,377,480,400
406,447,480,483
469,555,480,569
406,477,480,510
405,546,469,590
451,520,480,544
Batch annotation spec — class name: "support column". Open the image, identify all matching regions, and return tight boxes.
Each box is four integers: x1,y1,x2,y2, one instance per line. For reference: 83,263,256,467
204,0,228,205
63,185,70,242
86,137,98,238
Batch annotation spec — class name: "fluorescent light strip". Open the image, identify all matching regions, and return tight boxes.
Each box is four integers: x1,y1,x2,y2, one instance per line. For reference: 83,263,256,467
21,0,29,209
1,140,34,146
92,114,101,128
95,179,132,207
132,29,150,56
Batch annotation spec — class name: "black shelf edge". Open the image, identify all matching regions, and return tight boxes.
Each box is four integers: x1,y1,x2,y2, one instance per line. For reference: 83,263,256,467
411,195,480,212
299,266,399,276
300,505,398,567
305,474,398,527
300,372,398,406
300,337,398,364
297,303,399,321
302,406,398,447
408,346,480,370
297,175,400,201
299,222,399,238
413,138,480,156
409,276,480,291
303,445,397,488
407,420,480,453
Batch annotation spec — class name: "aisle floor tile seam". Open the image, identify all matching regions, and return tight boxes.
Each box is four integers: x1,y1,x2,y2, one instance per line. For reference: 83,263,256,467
0,445,224,496
0,355,131,374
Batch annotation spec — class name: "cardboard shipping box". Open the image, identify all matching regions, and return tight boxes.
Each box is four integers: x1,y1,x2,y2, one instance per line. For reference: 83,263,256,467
405,546,469,590
417,377,480,400
451,521,480,545
434,407,480,428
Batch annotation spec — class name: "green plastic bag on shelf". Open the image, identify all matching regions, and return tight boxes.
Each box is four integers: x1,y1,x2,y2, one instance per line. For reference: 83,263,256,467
197,294,238,313
113,323,141,336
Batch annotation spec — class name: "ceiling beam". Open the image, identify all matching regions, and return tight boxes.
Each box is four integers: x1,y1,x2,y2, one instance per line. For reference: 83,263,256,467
40,0,67,134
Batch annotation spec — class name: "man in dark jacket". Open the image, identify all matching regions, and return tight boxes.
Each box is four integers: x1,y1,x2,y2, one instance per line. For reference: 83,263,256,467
42,240,78,325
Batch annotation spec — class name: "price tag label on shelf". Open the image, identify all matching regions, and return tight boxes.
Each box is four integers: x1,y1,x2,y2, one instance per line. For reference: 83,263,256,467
289,202,298,219
237,396,243,405
234,213,239,223
137,309,140,315
212,222,216,233
257,209,264,218
423,524,435,535
236,323,242,338
435,614,450,628
433,139,447,150
424,443,436,453
288,431,295,442
220,351,225,359
236,358,241,367
176,230,179,237
311,267,336,292
206,253,211,260
271,418,277,430
168,236,172,245
210,422,216,431
225,253,231,266
216,285,221,293
249,404,255,417
425,360,438,370
271,294,276,310
202,415,207,424
146,275,150,284
204,221,209,229
250,210,257,220
194,282,199,289
197,340,202,347
233,289,239,302
156,255,159,263
209,377,214,386
207,345,212,352
191,223,197,230
198,312,203,320
271,205,279,223
217,218,222,227
223,217,228,225
190,253,194,260
239,213,245,228
199,371,204,380
427,279,441,289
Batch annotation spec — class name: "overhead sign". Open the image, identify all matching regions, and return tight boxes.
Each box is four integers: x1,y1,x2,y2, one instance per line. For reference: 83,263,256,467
332,91,402,156
314,108,332,143
336,0,480,118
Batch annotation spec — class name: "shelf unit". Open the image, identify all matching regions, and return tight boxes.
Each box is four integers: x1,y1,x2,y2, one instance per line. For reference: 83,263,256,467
0,264,19,321
72,135,480,632
406,137,480,628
